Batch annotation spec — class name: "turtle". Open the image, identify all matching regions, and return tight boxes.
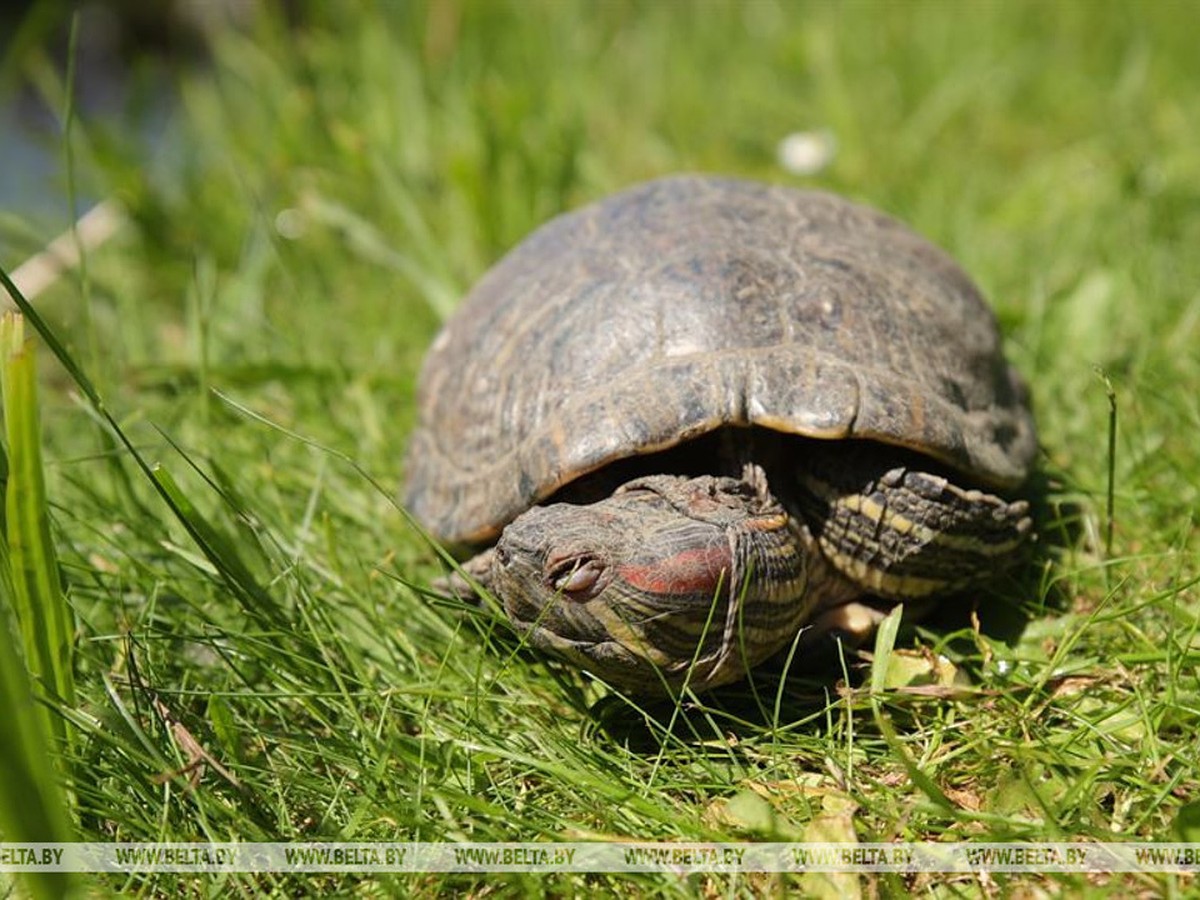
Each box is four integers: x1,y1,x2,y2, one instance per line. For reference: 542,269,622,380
404,175,1036,694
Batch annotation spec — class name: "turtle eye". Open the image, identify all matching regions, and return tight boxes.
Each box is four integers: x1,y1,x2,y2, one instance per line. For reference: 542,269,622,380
547,556,605,598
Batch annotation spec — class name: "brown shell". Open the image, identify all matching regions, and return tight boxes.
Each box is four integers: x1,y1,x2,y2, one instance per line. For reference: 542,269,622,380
405,176,1036,545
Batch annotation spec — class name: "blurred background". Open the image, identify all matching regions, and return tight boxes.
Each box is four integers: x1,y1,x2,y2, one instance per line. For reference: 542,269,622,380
1,1,274,214
1,2,224,222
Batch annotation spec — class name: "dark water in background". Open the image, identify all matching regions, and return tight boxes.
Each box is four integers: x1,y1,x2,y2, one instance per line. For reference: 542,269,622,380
0,56,108,247
0,2,240,262
0,98,65,228
0,74,171,225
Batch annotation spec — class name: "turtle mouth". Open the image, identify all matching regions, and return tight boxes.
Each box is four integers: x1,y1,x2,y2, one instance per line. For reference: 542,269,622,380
499,566,751,693
516,617,736,693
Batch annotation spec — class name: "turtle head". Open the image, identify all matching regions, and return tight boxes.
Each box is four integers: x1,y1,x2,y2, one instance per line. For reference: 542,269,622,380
486,471,809,694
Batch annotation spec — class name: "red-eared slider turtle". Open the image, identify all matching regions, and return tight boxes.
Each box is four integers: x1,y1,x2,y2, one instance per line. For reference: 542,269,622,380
404,175,1036,694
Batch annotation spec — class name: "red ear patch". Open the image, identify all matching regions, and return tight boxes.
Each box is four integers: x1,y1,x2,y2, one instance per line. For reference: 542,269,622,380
616,544,733,596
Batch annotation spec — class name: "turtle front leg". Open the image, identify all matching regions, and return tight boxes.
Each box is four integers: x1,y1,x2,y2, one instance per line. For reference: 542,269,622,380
434,548,496,601
796,444,1033,601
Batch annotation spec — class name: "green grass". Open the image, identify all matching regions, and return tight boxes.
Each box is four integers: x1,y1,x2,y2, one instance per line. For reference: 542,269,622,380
0,313,78,900
2,0,1199,896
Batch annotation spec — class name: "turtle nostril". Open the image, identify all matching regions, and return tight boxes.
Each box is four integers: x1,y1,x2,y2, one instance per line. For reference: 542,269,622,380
493,544,510,567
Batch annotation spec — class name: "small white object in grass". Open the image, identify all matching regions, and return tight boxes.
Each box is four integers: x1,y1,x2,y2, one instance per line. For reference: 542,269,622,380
275,208,307,240
777,129,837,176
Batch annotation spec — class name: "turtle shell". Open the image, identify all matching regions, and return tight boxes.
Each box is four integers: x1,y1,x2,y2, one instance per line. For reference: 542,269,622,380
404,175,1036,545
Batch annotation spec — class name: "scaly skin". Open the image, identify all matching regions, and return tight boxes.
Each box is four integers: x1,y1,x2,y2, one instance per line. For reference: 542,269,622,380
460,455,1030,695
477,466,852,693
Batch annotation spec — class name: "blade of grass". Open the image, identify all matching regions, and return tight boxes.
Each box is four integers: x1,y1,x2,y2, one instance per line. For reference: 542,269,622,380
868,605,955,813
0,312,77,898
151,460,285,626
869,604,904,697
0,267,290,630
1095,366,1118,561
63,10,101,372
0,579,76,898
0,313,75,738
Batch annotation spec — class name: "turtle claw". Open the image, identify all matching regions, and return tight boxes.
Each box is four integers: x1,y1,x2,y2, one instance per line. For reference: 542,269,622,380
432,549,495,603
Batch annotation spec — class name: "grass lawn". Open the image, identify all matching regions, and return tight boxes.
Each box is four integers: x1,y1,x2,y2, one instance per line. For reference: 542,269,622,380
1,1,1198,896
